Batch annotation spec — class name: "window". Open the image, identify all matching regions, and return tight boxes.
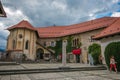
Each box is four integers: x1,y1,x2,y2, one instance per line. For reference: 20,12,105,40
13,40,16,49
44,54,50,58
77,39,79,45
18,34,23,39
25,40,29,49
75,39,77,47
72,38,79,48
44,42,46,46
89,35,95,42
51,41,55,47
72,40,75,47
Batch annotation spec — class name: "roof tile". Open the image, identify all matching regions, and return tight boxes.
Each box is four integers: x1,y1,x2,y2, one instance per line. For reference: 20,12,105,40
93,17,120,39
7,20,36,31
7,17,119,38
36,17,117,38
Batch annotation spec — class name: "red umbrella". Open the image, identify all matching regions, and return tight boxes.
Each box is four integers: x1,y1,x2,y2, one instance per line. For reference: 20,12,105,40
72,49,81,55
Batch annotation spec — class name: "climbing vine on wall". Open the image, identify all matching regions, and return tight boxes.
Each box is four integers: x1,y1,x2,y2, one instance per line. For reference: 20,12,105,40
48,39,62,57
66,36,73,53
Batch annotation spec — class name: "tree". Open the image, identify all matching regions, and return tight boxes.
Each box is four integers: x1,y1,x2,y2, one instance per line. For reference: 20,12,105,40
88,43,101,65
104,42,120,71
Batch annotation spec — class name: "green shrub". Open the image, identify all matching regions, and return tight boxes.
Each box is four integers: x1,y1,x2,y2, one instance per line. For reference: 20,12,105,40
104,42,120,71
88,43,101,65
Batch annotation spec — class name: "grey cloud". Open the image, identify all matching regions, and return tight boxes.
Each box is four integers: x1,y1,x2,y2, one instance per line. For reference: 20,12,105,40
0,0,120,50
2,0,120,27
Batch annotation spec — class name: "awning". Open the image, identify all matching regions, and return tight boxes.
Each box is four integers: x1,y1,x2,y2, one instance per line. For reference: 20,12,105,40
72,49,81,55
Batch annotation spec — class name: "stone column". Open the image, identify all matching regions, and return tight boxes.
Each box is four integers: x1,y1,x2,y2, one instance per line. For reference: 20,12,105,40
62,40,67,67
101,43,106,64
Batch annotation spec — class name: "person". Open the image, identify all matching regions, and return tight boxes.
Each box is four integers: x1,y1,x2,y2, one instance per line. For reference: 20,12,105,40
99,54,103,64
110,56,117,73
88,54,94,65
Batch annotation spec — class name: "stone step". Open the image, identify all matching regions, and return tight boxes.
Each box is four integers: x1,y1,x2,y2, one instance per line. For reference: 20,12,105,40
0,62,19,65
0,66,107,75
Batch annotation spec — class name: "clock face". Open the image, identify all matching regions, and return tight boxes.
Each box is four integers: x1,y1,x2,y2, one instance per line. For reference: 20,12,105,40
19,34,22,39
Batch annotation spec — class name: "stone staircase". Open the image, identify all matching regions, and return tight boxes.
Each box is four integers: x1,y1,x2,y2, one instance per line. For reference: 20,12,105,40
0,61,19,65
0,65,107,75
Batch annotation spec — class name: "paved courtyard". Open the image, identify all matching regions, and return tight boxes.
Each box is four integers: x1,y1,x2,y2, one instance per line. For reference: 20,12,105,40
0,63,96,70
0,63,119,80
0,70,119,80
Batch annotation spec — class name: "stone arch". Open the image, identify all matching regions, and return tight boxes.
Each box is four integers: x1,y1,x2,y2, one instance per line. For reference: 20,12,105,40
36,48,44,60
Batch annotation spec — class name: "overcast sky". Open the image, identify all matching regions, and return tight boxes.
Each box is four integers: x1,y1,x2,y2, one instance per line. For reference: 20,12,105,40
0,0,120,50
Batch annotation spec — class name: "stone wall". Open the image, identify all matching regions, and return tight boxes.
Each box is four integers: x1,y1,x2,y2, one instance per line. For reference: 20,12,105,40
7,28,37,60
38,28,103,63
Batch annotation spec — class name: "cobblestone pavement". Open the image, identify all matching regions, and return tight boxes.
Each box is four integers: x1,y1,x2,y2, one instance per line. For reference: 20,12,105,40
0,63,119,80
0,65,24,70
0,63,93,70
21,63,92,69
0,70,119,80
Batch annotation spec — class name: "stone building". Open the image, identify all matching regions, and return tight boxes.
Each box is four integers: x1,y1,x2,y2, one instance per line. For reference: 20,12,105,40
6,17,118,63
93,17,120,64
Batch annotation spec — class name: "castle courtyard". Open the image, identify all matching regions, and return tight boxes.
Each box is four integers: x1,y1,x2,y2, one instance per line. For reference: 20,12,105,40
0,63,119,80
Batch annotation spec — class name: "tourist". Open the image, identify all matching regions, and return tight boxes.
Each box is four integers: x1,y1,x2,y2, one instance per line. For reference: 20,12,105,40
110,56,117,73
99,54,103,64
88,54,94,65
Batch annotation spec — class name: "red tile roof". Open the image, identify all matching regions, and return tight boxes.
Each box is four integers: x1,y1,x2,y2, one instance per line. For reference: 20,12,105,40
37,17,117,38
93,17,120,39
7,20,36,31
7,17,119,38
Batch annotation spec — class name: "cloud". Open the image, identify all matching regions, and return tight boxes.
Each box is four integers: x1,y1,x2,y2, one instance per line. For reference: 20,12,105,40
111,12,120,17
2,0,120,26
0,0,120,50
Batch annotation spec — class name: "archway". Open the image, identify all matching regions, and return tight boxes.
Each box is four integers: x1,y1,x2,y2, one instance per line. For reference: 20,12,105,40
36,48,44,60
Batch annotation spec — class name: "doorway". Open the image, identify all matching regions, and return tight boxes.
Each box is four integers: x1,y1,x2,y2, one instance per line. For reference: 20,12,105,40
76,54,80,63
36,48,44,60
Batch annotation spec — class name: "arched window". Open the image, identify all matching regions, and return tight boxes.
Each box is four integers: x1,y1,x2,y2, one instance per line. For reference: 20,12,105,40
72,40,74,47
72,38,80,48
25,40,29,50
13,40,16,49
75,39,77,47
77,38,79,45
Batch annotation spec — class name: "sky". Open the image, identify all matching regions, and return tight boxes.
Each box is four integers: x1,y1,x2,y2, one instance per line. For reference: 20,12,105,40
0,0,120,50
